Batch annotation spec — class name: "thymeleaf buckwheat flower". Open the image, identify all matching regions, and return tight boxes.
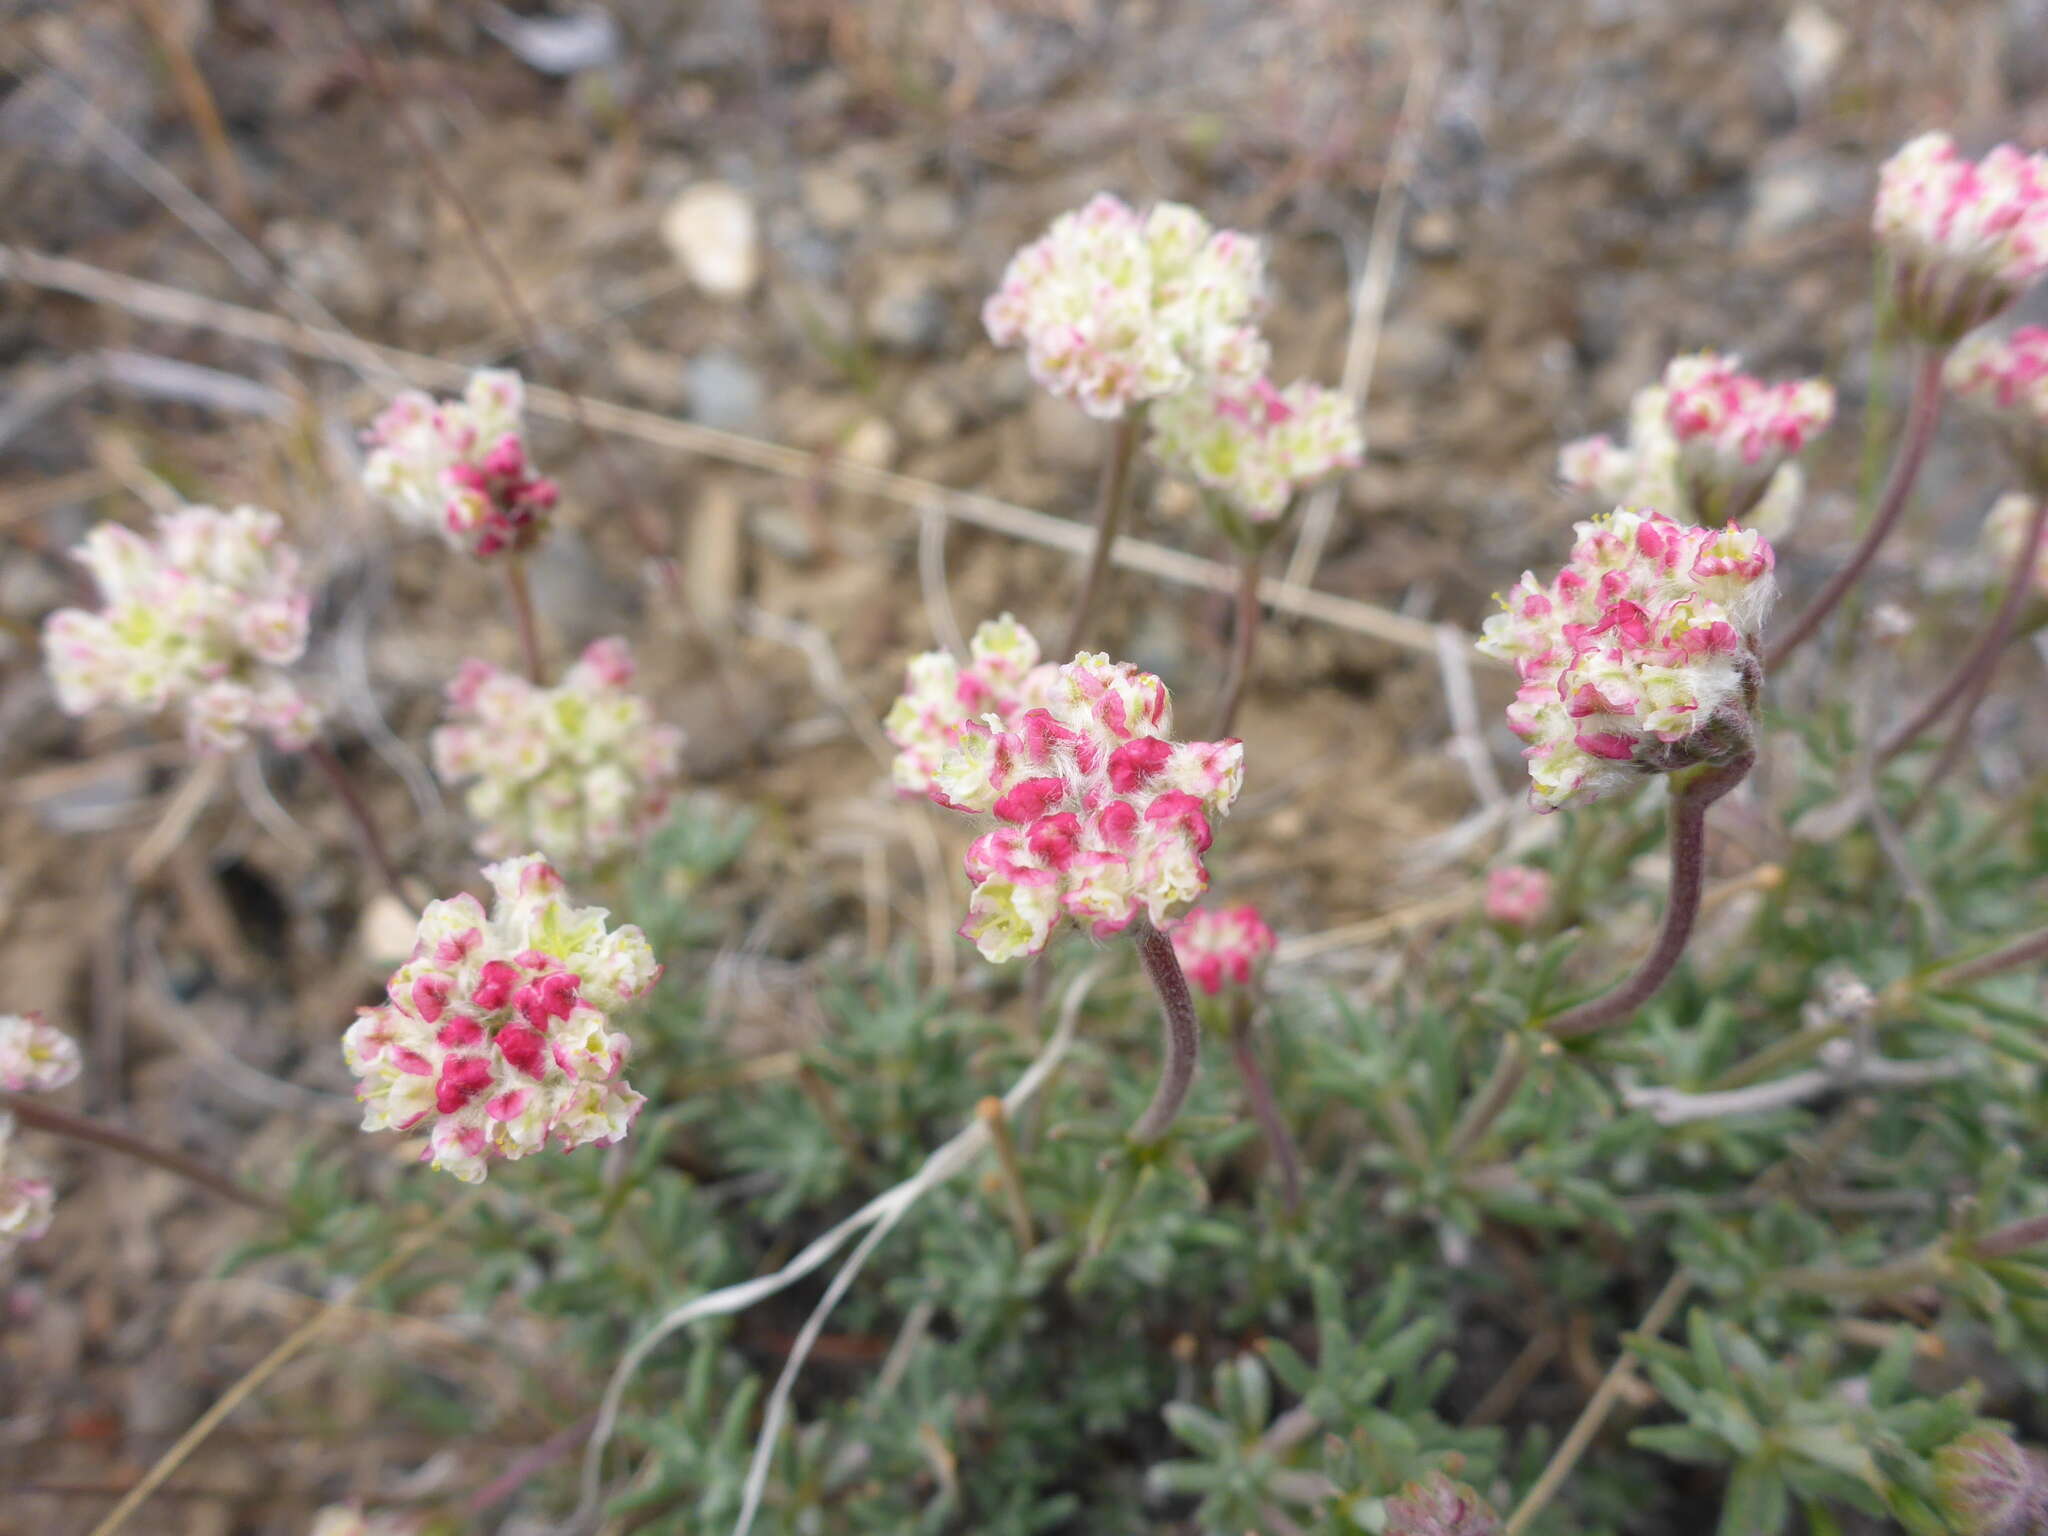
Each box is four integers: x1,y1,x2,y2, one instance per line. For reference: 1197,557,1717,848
343,854,658,1183
1477,509,1774,811
1484,865,1553,929
0,1113,56,1254
1875,132,2048,344
884,614,1057,800
926,652,1243,961
1149,374,1363,527
982,193,1267,419
42,505,321,753
432,638,685,869
1946,327,2048,491
0,1013,81,1094
1560,354,1832,533
363,369,559,558
1168,904,1277,995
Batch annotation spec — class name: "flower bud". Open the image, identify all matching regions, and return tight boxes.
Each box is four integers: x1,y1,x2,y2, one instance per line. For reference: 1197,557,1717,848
1384,1472,1502,1536
343,855,659,1183
1934,1429,2048,1536
1483,865,1552,929
1168,904,1277,995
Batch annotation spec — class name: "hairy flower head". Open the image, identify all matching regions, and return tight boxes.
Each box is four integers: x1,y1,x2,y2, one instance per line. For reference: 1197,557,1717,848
433,638,684,870
884,615,1058,799
363,369,559,558
926,652,1244,961
342,855,658,1183
1168,903,1277,995
1477,509,1773,810
42,505,320,753
982,193,1267,419
1875,133,2048,343
1947,327,2048,492
0,1113,56,1254
0,1013,81,1094
1150,374,1362,526
1934,1429,2048,1536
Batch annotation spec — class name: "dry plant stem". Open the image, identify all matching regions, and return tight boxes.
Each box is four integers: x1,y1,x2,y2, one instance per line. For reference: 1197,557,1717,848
976,1097,1037,1251
1211,545,1265,739
1766,347,1946,670
1880,494,2048,765
1128,922,1202,1145
1543,751,1755,1041
1929,923,2048,990
1501,1268,1693,1536
305,740,408,903
1,1092,280,1217
1061,413,1143,656
87,1208,457,1536
501,553,547,683
1228,996,1303,1207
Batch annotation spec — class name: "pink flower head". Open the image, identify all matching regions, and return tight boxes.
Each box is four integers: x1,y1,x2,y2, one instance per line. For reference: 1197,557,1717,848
1483,865,1553,929
982,193,1268,419
884,615,1058,800
0,1014,81,1094
1168,904,1277,995
41,505,321,754
1561,355,1832,534
1478,509,1773,811
342,854,659,1183
1875,132,2048,344
0,1113,56,1253
927,653,1244,962
1947,327,2048,492
362,369,559,559
432,638,684,870
1149,374,1363,526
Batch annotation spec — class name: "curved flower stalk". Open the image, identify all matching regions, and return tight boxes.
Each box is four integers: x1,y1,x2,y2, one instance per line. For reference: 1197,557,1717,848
0,1012,81,1093
1880,333,2048,783
1558,352,1833,536
433,637,684,870
0,1113,56,1255
1169,903,1299,1204
1150,374,1364,734
1875,133,2048,347
1479,510,1772,1039
883,614,1057,798
42,504,321,754
920,651,1244,1141
343,855,658,1183
984,193,1267,652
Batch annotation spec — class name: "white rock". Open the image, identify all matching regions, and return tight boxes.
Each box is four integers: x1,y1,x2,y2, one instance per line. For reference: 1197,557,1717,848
661,182,760,299
1780,5,1846,104
357,892,419,966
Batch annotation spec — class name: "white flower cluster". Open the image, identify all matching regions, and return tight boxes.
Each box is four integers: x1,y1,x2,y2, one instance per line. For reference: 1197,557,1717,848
42,506,321,753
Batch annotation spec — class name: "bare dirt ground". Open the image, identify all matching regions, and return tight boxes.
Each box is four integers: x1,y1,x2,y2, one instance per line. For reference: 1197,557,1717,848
1,0,2044,1530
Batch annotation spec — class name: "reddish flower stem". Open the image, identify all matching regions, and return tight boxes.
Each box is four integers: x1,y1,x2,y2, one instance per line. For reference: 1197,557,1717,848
2,1091,281,1216
1228,995,1303,1207
1061,413,1143,658
305,740,408,903
502,553,547,683
1128,921,1202,1145
1543,749,1755,1040
1211,545,1264,740
1880,494,2048,766
1766,347,1947,671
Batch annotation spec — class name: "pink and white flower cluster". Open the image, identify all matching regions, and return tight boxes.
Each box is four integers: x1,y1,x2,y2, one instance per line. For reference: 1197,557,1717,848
0,1013,80,1094
362,370,559,558
884,615,1056,799
1169,904,1276,995
1875,133,2048,344
925,653,1244,961
1149,374,1363,525
1478,510,1775,810
1983,492,2048,601
342,855,658,1183
1946,326,2048,491
0,1113,55,1255
983,194,1267,420
1484,865,1553,929
433,638,684,869
42,506,320,753
1559,354,1832,534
